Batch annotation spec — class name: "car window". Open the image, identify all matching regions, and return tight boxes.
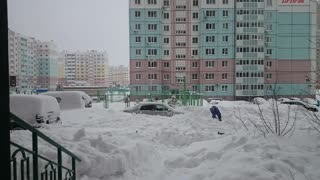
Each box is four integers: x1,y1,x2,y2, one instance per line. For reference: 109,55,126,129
155,105,167,111
140,105,155,111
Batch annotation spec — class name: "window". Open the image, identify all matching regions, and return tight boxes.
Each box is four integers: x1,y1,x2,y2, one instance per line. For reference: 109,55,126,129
164,74,169,80
193,0,199,6
192,74,198,80
192,37,198,44
223,10,228,17
205,85,215,92
205,73,215,80
148,61,157,67
164,62,169,67
135,36,141,43
135,0,141,4
164,25,169,31
192,49,198,56
136,49,141,55
135,11,141,17
136,74,141,80
266,36,272,43
135,24,141,30
149,86,157,91
163,0,169,6
164,50,169,56
206,36,215,43
164,13,169,19
266,24,272,31
147,36,157,43
206,23,215,30
148,24,157,30
193,12,199,19
148,11,157,17
266,61,272,67
192,61,198,68
267,0,272,6
223,23,228,30
223,0,228,4
266,73,272,80
206,0,215,4
147,0,157,5
148,74,157,79
205,48,215,55
164,37,169,43
192,85,198,92
222,85,228,92
206,10,215,17
193,25,198,31
267,49,272,55
205,61,214,67
222,73,228,80
147,49,157,55
222,61,228,67
222,36,228,42
222,48,228,55
136,61,141,68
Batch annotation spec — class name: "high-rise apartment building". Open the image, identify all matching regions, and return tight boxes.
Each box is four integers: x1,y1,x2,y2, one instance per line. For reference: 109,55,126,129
62,50,109,86
37,41,59,90
8,29,59,91
129,0,317,100
109,65,129,87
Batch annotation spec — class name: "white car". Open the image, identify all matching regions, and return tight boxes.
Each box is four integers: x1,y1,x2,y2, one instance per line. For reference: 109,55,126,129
281,100,319,112
123,102,182,117
10,95,61,129
42,91,86,110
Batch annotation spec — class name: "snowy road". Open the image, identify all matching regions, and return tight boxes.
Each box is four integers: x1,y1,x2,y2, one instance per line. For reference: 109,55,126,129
11,101,320,180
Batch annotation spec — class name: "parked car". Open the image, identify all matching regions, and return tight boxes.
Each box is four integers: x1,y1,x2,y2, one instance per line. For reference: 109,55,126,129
252,97,266,105
42,91,86,110
208,98,222,105
277,97,290,102
10,95,61,129
78,91,92,108
123,102,181,117
280,100,319,112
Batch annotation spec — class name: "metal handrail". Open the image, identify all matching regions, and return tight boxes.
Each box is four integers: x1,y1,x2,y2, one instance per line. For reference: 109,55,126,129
10,112,81,180
10,113,81,161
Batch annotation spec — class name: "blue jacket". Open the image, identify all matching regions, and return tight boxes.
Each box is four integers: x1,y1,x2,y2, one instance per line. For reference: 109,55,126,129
210,106,221,119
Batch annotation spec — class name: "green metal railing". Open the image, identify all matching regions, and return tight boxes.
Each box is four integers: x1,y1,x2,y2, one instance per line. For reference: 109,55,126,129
10,113,81,180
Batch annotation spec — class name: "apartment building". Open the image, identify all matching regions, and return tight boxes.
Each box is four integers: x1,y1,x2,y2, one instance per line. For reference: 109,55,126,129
129,0,317,100
8,29,59,91
62,50,109,86
109,65,129,87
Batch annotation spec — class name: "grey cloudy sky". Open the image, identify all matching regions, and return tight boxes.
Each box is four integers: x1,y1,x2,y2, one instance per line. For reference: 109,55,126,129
8,0,129,66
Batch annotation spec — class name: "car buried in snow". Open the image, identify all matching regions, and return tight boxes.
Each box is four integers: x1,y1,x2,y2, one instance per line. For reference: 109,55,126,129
280,100,319,112
123,102,183,117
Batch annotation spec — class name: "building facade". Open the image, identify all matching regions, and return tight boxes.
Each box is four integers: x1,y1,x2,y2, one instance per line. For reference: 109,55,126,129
62,50,109,86
109,65,129,87
8,29,59,91
129,0,317,100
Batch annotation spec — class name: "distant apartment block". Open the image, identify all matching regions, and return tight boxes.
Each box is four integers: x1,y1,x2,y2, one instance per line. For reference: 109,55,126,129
8,29,59,91
109,65,129,86
62,50,109,86
129,0,317,100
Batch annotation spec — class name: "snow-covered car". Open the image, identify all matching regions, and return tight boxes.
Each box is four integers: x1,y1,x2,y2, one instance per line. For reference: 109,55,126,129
78,91,92,108
278,97,290,102
208,98,222,105
280,100,318,112
252,97,266,105
290,97,301,101
302,98,317,105
123,102,180,117
42,91,86,110
10,95,61,129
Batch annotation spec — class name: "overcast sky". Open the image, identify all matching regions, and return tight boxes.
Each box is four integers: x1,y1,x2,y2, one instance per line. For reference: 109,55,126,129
8,0,129,66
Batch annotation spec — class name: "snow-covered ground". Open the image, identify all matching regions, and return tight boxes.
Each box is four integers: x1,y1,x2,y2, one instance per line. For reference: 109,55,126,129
11,100,320,180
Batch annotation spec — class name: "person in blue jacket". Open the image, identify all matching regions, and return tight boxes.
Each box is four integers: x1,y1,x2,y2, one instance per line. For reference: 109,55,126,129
210,105,222,121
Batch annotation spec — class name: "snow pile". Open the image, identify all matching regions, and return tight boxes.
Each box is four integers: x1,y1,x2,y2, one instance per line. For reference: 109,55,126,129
42,91,85,110
10,101,320,180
